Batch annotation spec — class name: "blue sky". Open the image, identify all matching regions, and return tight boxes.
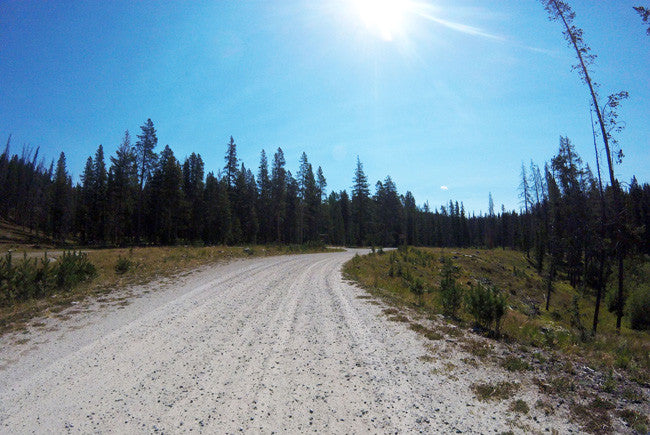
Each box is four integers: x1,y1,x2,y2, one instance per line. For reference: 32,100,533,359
1,0,648,214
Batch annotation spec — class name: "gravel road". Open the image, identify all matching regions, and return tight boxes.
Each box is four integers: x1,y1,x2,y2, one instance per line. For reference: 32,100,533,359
0,249,577,433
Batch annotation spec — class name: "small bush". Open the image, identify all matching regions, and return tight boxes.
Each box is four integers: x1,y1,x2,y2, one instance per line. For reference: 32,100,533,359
471,381,519,401
509,399,529,414
114,256,133,274
439,256,463,317
626,286,650,330
409,277,425,295
56,251,96,289
465,283,508,335
0,251,96,307
501,356,530,372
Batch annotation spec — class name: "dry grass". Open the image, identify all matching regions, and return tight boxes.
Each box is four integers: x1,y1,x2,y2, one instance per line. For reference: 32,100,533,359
470,381,519,402
1,244,336,334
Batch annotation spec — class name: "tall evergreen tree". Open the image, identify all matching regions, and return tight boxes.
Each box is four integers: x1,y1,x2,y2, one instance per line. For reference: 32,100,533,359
50,152,72,241
78,156,95,243
108,131,138,245
182,152,205,242
224,136,239,190
148,145,183,244
91,144,108,244
134,118,158,242
203,172,231,244
351,156,370,246
257,150,272,243
271,148,287,242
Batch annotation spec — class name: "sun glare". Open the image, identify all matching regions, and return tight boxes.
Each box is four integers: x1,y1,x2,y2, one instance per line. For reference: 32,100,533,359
353,0,407,41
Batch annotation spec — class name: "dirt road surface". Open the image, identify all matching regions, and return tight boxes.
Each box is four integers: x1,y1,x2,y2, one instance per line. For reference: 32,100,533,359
0,249,576,433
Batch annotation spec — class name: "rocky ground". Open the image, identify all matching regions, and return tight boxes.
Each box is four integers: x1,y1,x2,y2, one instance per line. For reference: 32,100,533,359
0,249,580,433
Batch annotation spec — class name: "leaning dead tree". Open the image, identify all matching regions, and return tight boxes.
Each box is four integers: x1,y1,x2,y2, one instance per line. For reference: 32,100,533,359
541,0,629,331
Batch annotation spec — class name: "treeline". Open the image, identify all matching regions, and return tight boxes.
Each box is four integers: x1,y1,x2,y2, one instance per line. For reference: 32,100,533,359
1,121,648,258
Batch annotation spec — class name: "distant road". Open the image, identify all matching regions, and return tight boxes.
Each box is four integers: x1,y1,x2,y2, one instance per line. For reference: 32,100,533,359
0,249,575,433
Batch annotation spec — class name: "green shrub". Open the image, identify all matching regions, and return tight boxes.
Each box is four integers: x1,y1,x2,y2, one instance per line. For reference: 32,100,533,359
56,251,96,289
0,251,96,307
626,286,650,330
440,257,463,317
501,356,530,372
509,399,529,414
115,256,133,274
466,283,508,336
409,277,425,296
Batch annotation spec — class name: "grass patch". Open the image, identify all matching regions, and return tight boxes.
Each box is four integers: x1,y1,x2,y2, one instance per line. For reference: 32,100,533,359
509,399,529,414
569,399,613,434
535,399,555,415
535,376,576,395
617,409,648,433
501,356,531,372
388,315,409,323
382,308,399,315
470,381,519,402
409,322,444,340
461,339,493,358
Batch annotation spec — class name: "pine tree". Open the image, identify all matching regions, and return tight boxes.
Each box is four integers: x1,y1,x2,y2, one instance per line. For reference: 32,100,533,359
149,145,183,244
108,131,138,245
50,152,72,242
327,192,346,245
340,190,351,245
635,6,650,34
203,172,231,244
316,166,327,201
224,136,239,190
542,0,629,330
257,150,272,243
91,144,108,244
375,176,402,246
134,119,158,242
271,148,287,242
303,163,320,241
351,156,370,246
79,156,95,243
297,152,310,242
182,152,205,242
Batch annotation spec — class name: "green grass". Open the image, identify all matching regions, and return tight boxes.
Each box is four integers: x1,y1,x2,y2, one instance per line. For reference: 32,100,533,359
501,356,531,372
343,246,650,385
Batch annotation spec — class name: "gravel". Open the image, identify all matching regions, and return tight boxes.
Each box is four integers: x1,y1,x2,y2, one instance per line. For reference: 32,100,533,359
0,249,578,433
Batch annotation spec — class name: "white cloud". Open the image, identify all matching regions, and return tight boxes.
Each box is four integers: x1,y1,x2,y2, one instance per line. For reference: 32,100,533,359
440,185,449,191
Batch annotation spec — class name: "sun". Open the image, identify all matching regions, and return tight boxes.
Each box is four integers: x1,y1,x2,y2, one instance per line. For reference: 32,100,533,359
353,0,407,41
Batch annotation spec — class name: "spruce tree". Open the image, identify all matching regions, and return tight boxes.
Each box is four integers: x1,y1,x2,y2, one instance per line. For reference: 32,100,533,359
351,156,370,246
91,144,108,244
134,119,158,242
149,145,183,244
50,152,72,242
79,156,95,243
271,148,287,242
182,152,205,242
224,136,239,190
257,150,272,243
108,131,138,245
